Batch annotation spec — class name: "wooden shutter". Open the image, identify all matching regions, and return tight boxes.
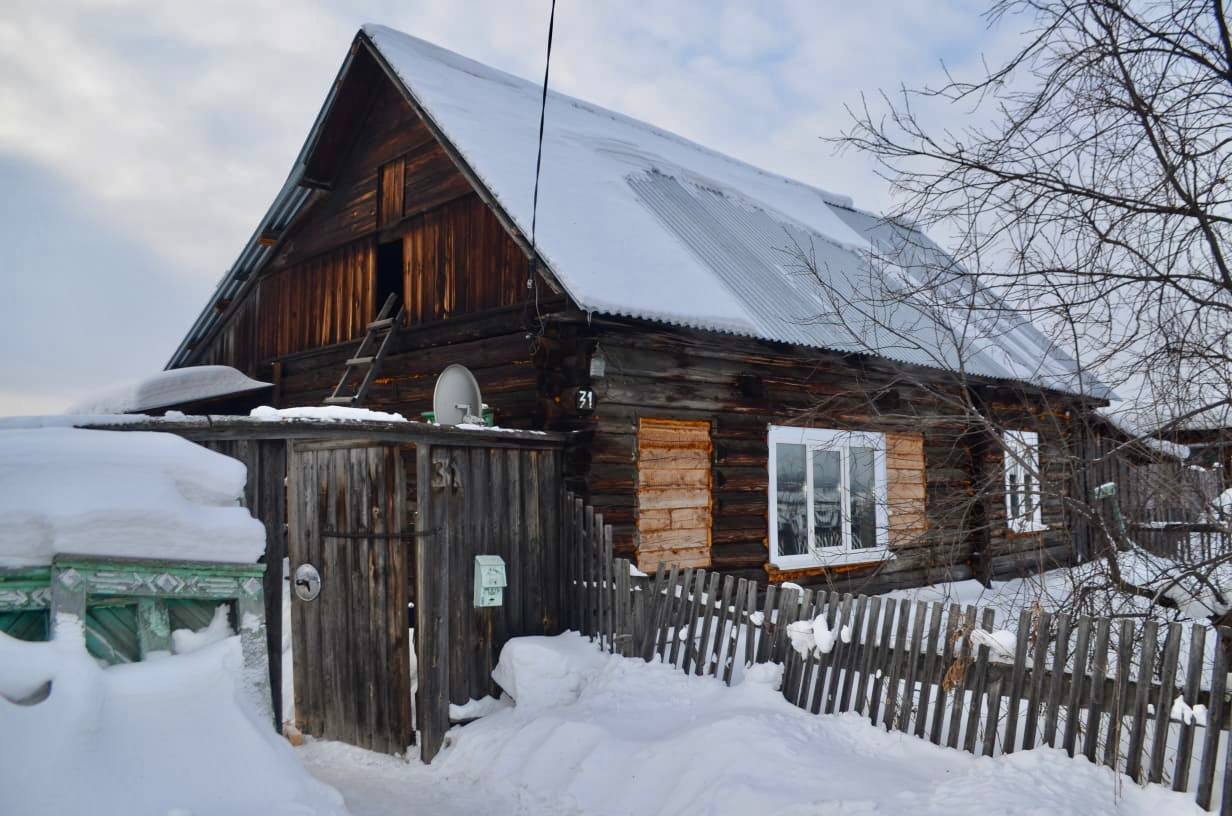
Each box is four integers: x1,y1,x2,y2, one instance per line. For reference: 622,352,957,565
636,418,713,571
886,432,928,545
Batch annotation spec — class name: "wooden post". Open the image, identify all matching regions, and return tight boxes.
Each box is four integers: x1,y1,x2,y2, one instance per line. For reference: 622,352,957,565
415,443,449,763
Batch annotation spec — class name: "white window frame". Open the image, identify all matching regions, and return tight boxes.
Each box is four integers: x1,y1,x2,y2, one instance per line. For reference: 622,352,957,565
767,425,891,569
1003,430,1045,533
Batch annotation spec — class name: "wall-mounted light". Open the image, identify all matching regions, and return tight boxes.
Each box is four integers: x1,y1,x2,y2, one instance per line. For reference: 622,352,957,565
589,346,607,379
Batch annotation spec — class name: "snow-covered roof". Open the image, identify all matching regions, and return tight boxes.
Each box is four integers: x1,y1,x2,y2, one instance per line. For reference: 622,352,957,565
172,26,1107,398
0,427,265,567
67,366,270,415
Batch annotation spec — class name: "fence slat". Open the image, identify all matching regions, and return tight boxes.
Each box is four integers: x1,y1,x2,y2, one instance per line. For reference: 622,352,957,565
840,595,871,715
809,592,838,714
947,606,977,751
788,590,817,706
744,581,759,671
855,595,883,717
602,524,615,652
680,570,706,674
710,574,735,678
755,585,777,665
1023,610,1053,751
964,607,996,754
1043,612,1072,747
1082,617,1112,763
723,578,748,686
1004,609,1035,753
582,502,594,638
1173,623,1207,792
914,601,944,740
1149,622,1182,784
930,603,961,745
1197,628,1229,810
825,595,855,715
667,568,694,667
695,572,721,676
898,600,927,733
869,597,898,727
1104,619,1135,769
1062,615,1093,757
1125,619,1158,782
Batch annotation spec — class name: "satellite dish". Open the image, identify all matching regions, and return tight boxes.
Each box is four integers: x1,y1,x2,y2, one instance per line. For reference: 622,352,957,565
433,364,484,426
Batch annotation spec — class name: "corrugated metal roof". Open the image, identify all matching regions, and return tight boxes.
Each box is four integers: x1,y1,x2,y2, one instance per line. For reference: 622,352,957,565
170,25,1109,400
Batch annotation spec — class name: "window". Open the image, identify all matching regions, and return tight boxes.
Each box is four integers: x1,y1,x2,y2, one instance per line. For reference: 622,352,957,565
1003,430,1044,532
768,426,889,568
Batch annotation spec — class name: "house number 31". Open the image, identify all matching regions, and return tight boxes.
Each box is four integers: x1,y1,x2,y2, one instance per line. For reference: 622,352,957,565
575,388,595,411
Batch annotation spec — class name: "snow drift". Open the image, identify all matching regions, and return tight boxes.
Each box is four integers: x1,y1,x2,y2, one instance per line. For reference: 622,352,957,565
0,617,346,816
67,365,270,414
0,427,265,567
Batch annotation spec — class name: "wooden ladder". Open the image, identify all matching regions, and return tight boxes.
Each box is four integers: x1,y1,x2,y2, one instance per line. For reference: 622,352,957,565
324,293,405,407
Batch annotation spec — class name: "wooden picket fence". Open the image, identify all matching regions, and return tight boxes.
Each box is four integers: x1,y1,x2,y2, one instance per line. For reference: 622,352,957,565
562,493,1232,814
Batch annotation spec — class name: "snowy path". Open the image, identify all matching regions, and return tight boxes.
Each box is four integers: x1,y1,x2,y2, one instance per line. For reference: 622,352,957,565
296,634,1201,816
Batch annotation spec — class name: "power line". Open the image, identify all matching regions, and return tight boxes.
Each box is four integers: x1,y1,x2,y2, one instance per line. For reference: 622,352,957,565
526,0,556,348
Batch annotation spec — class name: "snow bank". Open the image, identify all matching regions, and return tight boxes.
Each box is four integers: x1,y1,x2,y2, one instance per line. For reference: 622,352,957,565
0,427,265,567
491,635,607,711
67,365,270,414
250,405,408,423
424,633,1198,815
0,617,346,816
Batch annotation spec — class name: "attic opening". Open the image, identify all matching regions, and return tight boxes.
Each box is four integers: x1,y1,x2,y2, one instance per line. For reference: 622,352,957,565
376,239,404,311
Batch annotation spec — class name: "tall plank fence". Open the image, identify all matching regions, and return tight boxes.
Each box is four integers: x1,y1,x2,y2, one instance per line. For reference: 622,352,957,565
563,493,1232,814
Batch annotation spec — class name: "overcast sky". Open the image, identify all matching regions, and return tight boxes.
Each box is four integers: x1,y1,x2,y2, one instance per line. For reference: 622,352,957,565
0,0,1016,415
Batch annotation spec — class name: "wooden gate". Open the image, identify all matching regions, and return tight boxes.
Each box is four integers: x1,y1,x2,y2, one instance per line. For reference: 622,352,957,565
287,441,414,754
287,430,565,762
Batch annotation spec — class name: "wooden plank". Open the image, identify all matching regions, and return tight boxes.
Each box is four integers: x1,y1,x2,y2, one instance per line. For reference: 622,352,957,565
785,590,815,705
602,521,614,651
823,594,855,714
1103,619,1135,769
1173,624,1207,792
1023,610,1054,752
840,595,871,715
869,597,897,727
1125,620,1158,782
807,591,835,713
583,504,595,638
743,580,758,671
654,564,679,661
710,574,735,678
1082,618,1112,763
723,578,748,685
1197,628,1229,810
1003,609,1035,753
416,444,449,763
929,602,960,745
755,584,778,665
963,607,996,754
884,598,914,732
695,572,721,675
1062,615,1093,757
641,562,668,660
1042,612,1072,748
770,587,798,666
855,595,883,717
946,606,977,751
900,600,928,734
668,568,695,668
681,570,706,674
1149,622,1182,783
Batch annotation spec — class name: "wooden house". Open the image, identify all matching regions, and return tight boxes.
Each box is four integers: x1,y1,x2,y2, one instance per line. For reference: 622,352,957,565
167,26,1113,596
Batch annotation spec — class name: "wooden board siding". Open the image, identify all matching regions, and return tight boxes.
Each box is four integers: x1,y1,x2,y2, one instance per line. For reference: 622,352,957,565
886,432,928,546
400,194,530,325
636,418,713,571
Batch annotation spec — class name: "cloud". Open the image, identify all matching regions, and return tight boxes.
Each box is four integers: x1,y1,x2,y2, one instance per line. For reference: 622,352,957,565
0,0,1019,414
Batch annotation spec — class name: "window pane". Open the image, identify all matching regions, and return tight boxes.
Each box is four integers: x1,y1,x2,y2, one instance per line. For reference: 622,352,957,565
812,448,842,549
849,446,877,549
776,443,807,556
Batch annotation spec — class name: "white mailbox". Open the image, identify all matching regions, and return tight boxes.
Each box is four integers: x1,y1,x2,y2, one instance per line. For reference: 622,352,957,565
473,554,507,608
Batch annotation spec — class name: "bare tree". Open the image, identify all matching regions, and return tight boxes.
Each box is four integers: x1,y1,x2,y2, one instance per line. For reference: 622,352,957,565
806,0,1232,623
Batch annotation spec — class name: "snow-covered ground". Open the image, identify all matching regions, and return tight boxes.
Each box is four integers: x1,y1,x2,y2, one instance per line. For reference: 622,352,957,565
0,623,345,816
297,634,1200,816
